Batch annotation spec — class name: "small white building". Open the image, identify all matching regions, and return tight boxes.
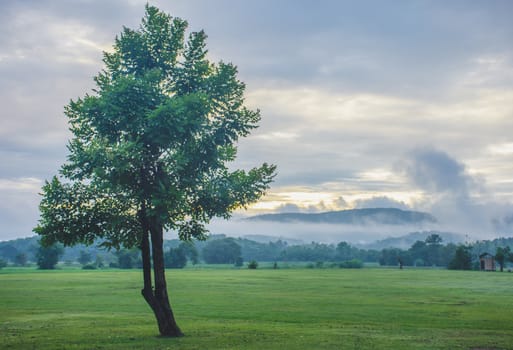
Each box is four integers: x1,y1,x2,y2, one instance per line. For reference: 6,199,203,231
479,253,495,271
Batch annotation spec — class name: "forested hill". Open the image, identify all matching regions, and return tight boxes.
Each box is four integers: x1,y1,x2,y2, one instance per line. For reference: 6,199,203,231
246,208,437,225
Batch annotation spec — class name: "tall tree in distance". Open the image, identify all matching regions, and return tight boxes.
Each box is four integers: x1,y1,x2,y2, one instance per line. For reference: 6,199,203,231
77,250,92,266
36,243,64,270
495,246,511,272
448,245,472,270
34,5,275,337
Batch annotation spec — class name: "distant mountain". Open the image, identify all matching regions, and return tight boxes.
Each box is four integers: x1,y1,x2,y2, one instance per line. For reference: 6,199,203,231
246,208,437,226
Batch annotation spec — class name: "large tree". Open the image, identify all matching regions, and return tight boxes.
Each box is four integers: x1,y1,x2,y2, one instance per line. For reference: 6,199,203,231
34,5,275,337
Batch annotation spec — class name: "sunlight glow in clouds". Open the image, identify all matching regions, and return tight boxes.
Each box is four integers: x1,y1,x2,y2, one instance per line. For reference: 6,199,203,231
0,178,42,192
242,187,425,216
488,143,513,155
247,88,416,124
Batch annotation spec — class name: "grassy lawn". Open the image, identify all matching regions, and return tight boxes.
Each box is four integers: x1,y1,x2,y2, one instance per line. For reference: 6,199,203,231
1,267,512,349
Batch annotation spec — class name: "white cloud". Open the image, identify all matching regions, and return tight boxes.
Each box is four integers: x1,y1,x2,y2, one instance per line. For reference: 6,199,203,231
0,178,43,240
487,142,513,156
0,177,43,192
353,196,410,210
255,131,299,141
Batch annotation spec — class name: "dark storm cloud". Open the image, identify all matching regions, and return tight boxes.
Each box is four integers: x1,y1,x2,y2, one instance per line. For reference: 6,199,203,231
398,148,503,234
401,148,475,197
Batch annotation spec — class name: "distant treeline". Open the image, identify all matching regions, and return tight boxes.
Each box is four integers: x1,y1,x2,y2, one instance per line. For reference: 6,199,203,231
1,234,513,270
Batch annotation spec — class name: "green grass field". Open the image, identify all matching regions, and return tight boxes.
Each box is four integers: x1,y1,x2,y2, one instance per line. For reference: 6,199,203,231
1,267,512,349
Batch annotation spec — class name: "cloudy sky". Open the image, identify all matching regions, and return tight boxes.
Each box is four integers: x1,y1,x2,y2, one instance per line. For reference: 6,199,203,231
1,0,513,242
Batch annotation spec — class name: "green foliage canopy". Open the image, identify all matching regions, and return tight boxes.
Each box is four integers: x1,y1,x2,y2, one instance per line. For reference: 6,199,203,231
34,5,276,251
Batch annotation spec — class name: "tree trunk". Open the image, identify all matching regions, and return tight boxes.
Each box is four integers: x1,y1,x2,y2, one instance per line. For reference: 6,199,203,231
139,209,183,337
150,224,183,336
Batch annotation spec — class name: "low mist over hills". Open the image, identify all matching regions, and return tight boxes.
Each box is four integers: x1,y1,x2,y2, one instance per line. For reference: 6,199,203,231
246,208,437,226
202,208,441,244
357,231,467,250
239,231,466,250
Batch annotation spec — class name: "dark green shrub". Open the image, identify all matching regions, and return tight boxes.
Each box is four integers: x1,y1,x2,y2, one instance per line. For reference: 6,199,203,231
247,260,258,269
339,259,363,269
82,264,97,270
